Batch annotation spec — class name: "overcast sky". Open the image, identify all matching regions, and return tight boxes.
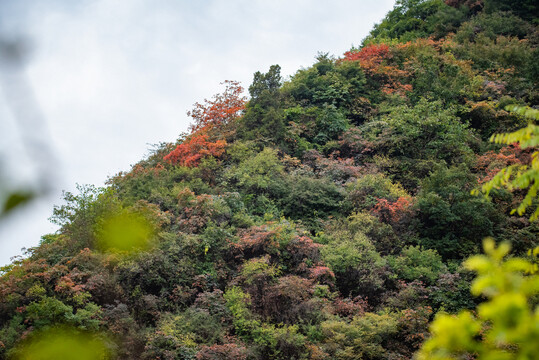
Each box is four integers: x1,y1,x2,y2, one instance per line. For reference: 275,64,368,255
0,0,395,266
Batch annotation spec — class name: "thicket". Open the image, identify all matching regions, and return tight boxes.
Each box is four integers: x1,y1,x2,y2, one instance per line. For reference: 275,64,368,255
1,0,538,359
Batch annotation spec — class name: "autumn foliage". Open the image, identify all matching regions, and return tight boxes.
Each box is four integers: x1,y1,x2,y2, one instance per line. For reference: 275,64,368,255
474,144,528,184
164,80,245,167
344,44,390,68
189,80,246,132
372,196,414,224
164,130,227,167
343,43,412,95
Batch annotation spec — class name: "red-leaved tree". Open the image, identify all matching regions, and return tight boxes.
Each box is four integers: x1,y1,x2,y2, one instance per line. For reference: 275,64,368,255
343,44,412,95
189,80,246,132
164,80,245,167
372,196,414,224
164,130,227,167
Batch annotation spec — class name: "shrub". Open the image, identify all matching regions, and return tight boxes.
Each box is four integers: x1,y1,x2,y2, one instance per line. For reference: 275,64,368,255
388,245,446,285
346,173,408,211
196,343,248,360
321,232,387,300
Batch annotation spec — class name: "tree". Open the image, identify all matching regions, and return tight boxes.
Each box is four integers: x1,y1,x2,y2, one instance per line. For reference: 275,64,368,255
188,80,246,132
483,0,539,23
415,165,500,259
163,81,245,167
237,65,286,145
343,43,412,96
249,65,282,100
164,130,227,167
364,0,454,42
359,99,476,189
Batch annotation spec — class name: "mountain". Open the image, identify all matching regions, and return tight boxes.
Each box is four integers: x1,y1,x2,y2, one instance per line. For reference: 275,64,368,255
1,1,538,359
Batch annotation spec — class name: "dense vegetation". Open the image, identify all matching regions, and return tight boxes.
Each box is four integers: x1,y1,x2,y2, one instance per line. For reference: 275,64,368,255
1,1,538,359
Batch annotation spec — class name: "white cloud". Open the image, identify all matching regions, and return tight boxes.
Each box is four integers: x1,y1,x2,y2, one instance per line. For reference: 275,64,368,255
0,0,395,265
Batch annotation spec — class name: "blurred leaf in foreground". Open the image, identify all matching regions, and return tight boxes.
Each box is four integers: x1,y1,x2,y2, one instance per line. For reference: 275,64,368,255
96,209,155,253
15,326,108,360
1,191,35,218
473,105,539,220
417,238,539,359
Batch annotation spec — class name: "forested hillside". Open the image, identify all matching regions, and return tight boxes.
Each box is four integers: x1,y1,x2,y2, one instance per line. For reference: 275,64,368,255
1,0,538,359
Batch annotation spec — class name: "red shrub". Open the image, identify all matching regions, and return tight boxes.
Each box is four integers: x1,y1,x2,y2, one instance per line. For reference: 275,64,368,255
302,150,362,184
261,275,314,323
228,226,280,260
308,266,335,285
176,193,230,233
287,236,322,270
343,44,412,96
331,296,368,318
475,144,527,184
372,196,414,224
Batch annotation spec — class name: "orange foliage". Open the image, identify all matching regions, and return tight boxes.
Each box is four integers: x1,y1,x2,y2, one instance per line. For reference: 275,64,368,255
306,344,330,360
343,44,412,96
344,44,390,68
164,130,227,167
189,80,246,132
164,80,244,167
475,144,528,184
372,196,414,224
54,274,85,295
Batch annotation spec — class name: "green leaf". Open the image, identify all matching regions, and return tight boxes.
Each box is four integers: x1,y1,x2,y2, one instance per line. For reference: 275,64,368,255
2,191,35,216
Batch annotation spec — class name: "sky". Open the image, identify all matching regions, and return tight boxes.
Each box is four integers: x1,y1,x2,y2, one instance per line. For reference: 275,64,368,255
0,0,395,266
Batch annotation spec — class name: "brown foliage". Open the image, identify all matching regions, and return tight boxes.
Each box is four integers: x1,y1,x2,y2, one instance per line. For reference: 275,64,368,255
196,343,248,360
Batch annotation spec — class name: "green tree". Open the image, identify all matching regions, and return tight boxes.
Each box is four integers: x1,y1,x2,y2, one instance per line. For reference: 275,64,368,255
483,0,539,23
321,231,386,300
236,65,286,146
279,175,344,224
365,0,459,42
415,165,500,259
361,99,477,189
249,65,282,100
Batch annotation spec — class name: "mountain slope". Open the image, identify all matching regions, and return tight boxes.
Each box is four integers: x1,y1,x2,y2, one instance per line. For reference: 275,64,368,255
1,1,538,359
